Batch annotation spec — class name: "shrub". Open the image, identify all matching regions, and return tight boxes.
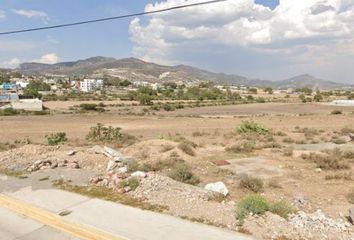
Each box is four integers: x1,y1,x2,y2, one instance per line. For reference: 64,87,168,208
46,132,67,145
331,109,343,115
235,194,269,225
0,107,18,116
127,160,140,173
120,177,140,191
226,141,255,154
283,137,295,144
268,178,282,188
168,163,200,185
347,189,354,204
163,103,176,111
301,150,349,170
237,121,269,135
269,200,295,219
325,172,352,181
239,175,264,193
86,123,136,146
341,126,354,135
283,147,294,157
160,144,174,153
178,142,196,156
80,103,98,111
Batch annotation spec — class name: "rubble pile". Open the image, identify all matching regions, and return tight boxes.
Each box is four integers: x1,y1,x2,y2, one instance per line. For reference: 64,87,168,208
244,210,354,240
27,159,80,172
0,144,108,172
89,146,146,193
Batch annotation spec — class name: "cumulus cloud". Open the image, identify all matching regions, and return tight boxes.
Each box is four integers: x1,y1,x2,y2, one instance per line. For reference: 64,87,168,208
35,53,60,64
12,9,49,21
129,0,354,82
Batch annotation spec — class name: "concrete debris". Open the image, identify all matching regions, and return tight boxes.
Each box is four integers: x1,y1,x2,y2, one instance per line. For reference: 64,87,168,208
204,182,229,196
27,159,80,172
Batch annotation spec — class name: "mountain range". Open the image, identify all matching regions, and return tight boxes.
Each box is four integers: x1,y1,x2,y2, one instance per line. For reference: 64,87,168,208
18,56,350,90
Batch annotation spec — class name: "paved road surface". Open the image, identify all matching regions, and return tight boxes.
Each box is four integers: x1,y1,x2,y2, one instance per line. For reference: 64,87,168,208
0,174,253,240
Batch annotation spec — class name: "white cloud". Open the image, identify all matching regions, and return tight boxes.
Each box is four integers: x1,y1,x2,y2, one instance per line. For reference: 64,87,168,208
1,58,21,68
35,53,60,64
12,9,49,21
129,0,354,82
0,10,5,20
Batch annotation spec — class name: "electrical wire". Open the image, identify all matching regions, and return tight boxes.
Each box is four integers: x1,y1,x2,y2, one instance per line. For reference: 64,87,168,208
0,0,228,35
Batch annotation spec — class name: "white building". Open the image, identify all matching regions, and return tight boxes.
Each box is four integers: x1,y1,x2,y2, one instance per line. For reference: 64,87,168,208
79,79,104,92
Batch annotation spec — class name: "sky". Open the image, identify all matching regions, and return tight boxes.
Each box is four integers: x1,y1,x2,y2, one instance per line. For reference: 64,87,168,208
0,0,353,83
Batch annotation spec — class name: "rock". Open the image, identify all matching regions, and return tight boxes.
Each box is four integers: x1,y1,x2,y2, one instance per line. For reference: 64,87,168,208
106,159,117,172
204,181,229,196
294,194,305,205
69,162,80,169
349,207,354,224
67,150,76,156
91,145,105,154
131,171,147,178
124,186,132,193
103,146,125,160
315,168,322,173
118,166,128,174
349,133,354,141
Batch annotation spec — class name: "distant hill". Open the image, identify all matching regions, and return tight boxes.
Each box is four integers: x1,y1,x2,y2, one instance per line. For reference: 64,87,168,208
18,57,349,90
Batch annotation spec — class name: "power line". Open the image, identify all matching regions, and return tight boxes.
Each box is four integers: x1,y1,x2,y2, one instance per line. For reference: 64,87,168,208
0,0,227,36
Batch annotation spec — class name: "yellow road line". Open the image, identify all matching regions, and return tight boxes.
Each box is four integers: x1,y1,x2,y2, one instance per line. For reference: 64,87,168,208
0,194,126,240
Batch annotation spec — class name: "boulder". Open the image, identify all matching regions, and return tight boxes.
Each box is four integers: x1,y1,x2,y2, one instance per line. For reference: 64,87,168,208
106,159,117,172
204,181,229,196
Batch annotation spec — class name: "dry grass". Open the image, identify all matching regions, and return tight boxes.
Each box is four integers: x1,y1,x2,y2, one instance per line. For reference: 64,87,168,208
53,179,168,212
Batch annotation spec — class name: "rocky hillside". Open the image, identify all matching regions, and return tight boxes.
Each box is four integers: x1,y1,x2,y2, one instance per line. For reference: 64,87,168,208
19,57,349,89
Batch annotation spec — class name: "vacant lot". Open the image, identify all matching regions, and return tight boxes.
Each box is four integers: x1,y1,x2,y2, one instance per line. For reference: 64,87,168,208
1,101,354,239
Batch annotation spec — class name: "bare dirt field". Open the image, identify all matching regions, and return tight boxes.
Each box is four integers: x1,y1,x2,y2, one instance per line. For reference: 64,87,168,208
1,102,354,239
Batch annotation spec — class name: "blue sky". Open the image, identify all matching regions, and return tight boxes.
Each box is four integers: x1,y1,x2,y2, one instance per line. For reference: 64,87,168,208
0,0,353,83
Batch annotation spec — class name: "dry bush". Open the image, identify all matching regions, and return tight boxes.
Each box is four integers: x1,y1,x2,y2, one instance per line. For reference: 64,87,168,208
341,126,354,135
283,147,294,157
283,137,295,144
331,109,343,115
239,175,264,193
168,163,200,185
331,136,347,145
226,141,255,154
178,141,196,156
274,131,287,137
325,172,352,181
160,144,174,153
301,150,350,170
347,189,354,204
268,178,282,188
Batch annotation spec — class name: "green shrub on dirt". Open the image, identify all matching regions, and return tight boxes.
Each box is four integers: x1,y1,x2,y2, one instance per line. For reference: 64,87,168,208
46,132,67,145
236,194,269,225
237,121,270,135
0,107,18,116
